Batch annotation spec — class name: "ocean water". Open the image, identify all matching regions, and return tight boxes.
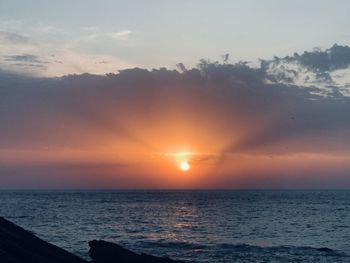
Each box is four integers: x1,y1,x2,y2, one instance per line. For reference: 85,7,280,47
1,190,350,262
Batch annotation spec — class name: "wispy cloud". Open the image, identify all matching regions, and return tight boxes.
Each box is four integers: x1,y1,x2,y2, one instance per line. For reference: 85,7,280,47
0,30,134,76
0,31,30,44
81,26,98,31
110,30,132,41
81,29,133,42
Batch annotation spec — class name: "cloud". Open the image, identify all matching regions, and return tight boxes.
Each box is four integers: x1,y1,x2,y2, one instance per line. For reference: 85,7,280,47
0,31,31,44
110,30,132,41
262,44,350,94
81,26,98,31
86,33,98,40
4,54,41,62
0,31,134,76
3,54,48,69
1,44,350,187
263,44,350,73
1,49,349,156
297,44,350,71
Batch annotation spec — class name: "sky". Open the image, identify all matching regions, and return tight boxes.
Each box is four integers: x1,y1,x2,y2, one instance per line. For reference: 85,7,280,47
1,1,350,189
1,0,350,76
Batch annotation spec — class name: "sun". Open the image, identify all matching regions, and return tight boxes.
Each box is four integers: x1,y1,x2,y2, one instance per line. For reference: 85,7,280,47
179,161,190,171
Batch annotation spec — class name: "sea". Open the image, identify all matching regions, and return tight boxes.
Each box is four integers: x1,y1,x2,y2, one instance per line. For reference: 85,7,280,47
1,190,350,262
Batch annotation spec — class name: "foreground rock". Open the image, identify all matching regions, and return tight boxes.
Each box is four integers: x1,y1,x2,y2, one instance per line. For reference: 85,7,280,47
89,240,183,263
0,216,87,263
0,216,183,263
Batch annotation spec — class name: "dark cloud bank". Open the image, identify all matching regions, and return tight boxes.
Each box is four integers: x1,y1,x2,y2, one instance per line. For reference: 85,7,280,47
263,44,350,86
0,44,350,187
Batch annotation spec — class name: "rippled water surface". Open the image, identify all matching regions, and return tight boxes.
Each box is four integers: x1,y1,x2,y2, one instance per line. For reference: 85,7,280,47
1,190,350,262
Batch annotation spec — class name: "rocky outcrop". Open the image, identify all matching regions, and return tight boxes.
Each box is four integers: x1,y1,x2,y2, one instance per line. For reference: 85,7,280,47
0,217,183,263
89,240,182,263
0,216,87,263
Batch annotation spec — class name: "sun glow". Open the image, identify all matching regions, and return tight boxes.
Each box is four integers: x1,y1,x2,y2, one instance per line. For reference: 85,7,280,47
179,161,190,171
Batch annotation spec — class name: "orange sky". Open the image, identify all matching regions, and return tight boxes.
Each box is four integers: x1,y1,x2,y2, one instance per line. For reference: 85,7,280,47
1,65,350,189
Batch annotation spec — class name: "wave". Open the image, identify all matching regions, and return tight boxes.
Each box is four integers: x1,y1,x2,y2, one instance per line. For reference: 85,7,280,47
217,243,340,254
210,243,349,263
136,240,207,250
133,240,349,262
137,240,342,254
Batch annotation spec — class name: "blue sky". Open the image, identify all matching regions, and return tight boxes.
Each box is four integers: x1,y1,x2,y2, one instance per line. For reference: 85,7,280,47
0,0,350,76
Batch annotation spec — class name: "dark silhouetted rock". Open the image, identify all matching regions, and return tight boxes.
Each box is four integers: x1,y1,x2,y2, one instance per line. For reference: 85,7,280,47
89,240,183,263
0,217,183,263
0,216,87,263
